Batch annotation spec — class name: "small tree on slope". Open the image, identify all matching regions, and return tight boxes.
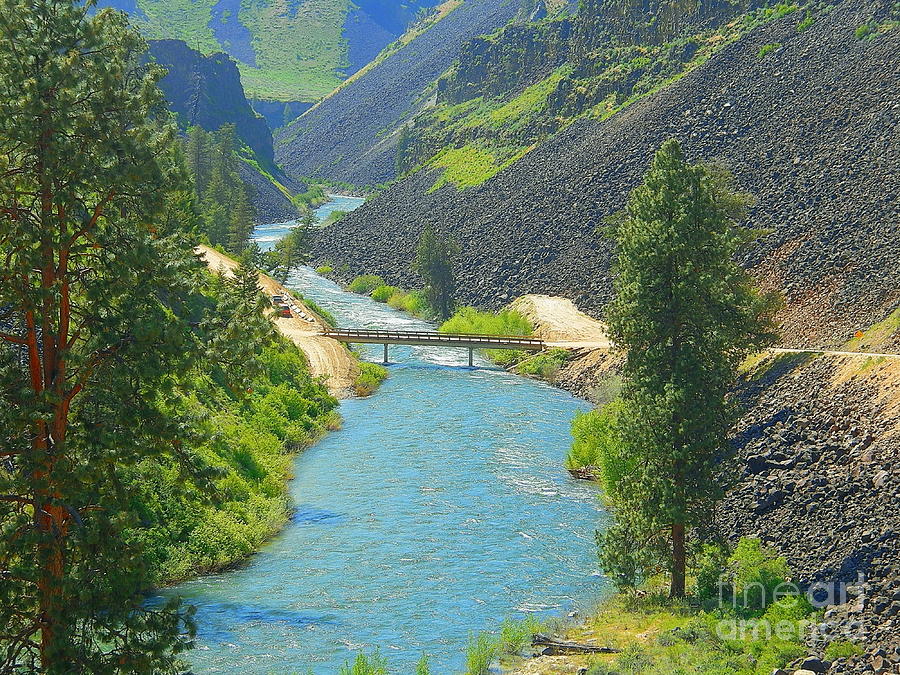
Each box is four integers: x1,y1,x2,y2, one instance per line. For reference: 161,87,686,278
415,225,459,320
599,138,780,598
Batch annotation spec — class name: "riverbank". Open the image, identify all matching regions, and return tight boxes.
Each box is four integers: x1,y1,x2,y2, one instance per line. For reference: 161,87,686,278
197,245,360,398
504,348,900,675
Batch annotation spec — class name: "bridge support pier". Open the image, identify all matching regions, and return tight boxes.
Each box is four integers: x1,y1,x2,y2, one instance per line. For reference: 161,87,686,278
468,347,473,368
383,343,389,364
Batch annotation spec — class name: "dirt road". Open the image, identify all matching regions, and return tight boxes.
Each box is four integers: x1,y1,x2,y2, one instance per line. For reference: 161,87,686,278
197,245,358,397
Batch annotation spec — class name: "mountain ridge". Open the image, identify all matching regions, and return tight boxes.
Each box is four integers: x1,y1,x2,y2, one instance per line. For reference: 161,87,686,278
311,0,900,347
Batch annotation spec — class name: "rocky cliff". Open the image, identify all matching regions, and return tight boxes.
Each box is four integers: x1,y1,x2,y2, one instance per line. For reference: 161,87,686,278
148,40,301,223
149,39,275,167
274,0,529,187
312,0,900,349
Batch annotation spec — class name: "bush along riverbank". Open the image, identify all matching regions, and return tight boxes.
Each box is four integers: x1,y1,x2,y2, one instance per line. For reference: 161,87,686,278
499,538,850,675
131,272,340,584
339,273,584,381
328,538,836,674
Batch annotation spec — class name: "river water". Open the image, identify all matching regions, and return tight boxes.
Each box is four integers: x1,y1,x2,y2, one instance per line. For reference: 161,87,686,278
252,194,367,251
168,219,606,673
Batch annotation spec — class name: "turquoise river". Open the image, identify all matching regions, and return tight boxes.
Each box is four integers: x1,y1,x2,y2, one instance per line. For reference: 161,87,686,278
166,200,608,673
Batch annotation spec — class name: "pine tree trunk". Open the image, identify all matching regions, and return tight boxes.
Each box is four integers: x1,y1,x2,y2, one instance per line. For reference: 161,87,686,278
670,522,686,598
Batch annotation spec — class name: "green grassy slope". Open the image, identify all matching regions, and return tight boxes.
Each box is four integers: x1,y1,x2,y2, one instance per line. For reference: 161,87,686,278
96,0,442,102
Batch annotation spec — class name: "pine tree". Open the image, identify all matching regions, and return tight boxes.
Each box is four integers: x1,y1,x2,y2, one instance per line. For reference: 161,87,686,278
415,225,460,320
183,124,257,253
270,211,314,283
599,139,780,597
227,186,254,253
0,1,215,669
184,125,210,195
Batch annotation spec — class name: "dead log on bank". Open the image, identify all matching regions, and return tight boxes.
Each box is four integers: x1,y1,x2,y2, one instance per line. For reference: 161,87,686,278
532,634,621,655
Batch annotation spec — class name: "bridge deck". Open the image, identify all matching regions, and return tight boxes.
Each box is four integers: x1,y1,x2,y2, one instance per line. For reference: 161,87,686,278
321,328,545,351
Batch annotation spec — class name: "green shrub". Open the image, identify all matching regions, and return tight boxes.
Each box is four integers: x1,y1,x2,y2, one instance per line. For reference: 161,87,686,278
321,209,349,227
354,361,388,396
465,632,499,675
415,654,431,675
725,538,791,610
757,43,781,57
386,289,431,317
762,594,814,624
516,348,570,379
613,644,653,673
694,542,731,600
338,652,388,675
440,306,533,336
797,11,815,30
131,336,338,584
566,399,630,496
348,274,385,294
498,616,543,654
370,284,401,303
315,265,334,275
293,292,336,327
855,22,873,38
824,639,864,660
440,306,533,367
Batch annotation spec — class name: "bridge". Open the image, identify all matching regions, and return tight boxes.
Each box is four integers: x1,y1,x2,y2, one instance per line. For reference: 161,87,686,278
320,328,546,366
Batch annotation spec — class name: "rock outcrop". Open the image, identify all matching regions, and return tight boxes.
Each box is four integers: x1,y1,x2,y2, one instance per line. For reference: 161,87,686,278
148,40,301,223
723,353,900,672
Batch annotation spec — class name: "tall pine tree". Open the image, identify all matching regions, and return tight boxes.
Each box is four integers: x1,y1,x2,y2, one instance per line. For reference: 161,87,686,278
0,1,216,670
599,139,780,597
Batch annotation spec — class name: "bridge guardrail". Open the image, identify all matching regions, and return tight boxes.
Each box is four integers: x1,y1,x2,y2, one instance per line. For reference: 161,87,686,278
320,328,545,349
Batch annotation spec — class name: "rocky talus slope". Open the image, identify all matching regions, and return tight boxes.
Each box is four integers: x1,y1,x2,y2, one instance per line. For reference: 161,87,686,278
275,0,527,187
313,0,900,349
723,352,900,673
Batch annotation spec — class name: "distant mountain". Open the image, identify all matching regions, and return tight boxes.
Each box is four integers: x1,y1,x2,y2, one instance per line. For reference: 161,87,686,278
275,0,528,187
96,0,442,105
148,40,305,222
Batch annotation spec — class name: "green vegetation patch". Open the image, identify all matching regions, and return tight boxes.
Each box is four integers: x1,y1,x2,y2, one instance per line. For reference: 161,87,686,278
338,651,388,675
386,288,432,317
439,306,533,366
370,284,402,302
292,291,337,326
757,42,781,57
119,0,350,101
566,399,628,492
134,335,339,582
426,144,528,192
574,540,820,675
353,361,388,397
844,306,900,351
516,347,571,380
348,274,385,294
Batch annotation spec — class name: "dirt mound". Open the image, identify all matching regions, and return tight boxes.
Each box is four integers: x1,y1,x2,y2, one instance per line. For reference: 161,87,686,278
197,246,358,397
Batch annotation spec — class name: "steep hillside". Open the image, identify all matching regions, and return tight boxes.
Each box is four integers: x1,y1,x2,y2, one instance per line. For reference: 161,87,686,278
274,0,529,187
312,0,900,348
149,40,303,222
97,0,441,104
149,39,274,165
